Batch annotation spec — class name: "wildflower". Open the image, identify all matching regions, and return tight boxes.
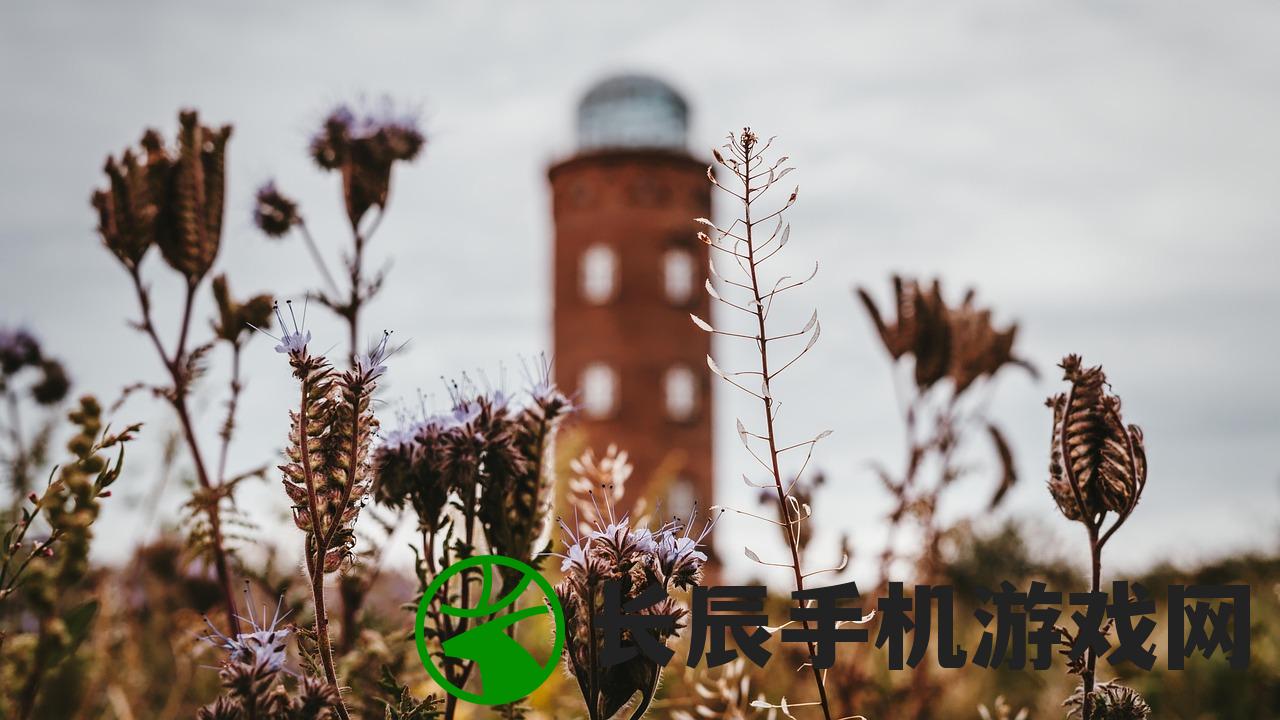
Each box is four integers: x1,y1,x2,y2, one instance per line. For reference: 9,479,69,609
197,586,345,720
274,306,383,573
252,181,300,237
309,101,425,229
553,448,715,720
201,585,292,674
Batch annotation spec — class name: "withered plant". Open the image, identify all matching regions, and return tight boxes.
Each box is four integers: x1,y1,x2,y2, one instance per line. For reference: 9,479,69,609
268,307,393,720
1046,355,1149,720
254,101,425,363
92,110,274,636
857,276,1032,587
256,102,425,647
694,129,849,719
554,446,713,720
855,277,1031,714
373,369,570,720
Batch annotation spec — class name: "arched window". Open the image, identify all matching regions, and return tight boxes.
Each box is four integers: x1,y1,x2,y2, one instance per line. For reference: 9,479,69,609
663,247,696,305
580,244,617,304
580,363,618,419
664,364,698,422
666,476,696,523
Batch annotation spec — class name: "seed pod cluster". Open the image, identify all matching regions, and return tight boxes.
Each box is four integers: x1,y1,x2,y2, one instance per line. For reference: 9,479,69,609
92,110,231,283
1046,355,1147,523
279,329,387,573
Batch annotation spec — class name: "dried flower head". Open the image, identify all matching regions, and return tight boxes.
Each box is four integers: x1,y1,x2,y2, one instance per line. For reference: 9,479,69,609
1046,355,1147,524
309,102,424,229
857,276,1031,393
0,327,70,407
93,110,232,283
253,181,301,238
211,274,274,345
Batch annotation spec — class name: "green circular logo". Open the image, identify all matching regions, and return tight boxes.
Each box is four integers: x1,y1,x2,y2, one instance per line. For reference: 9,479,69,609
414,555,565,706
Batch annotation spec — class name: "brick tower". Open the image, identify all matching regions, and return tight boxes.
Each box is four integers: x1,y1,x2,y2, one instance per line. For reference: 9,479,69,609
549,74,714,521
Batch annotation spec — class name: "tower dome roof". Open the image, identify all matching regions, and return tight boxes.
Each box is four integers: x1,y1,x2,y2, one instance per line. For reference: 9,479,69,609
577,74,688,152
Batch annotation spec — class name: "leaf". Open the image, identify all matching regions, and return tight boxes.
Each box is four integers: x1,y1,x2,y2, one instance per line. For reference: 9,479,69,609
803,320,822,352
987,422,1017,509
744,547,762,563
706,355,727,380
46,600,99,667
690,313,713,332
704,278,722,301
801,310,818,334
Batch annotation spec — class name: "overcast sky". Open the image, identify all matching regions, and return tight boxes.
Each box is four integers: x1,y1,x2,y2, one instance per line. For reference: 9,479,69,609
2,1,1278,582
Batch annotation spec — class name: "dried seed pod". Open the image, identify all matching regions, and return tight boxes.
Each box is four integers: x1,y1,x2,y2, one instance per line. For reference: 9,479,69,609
210,274,273,345
309,103,424,230
859,276,1030,394
1046,355,1146,523
252,181,300,238
93,110,231,283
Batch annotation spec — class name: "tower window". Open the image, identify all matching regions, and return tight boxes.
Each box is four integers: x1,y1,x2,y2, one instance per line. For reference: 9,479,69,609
663,247,696,305
666,476,696,524
580,363,618,419
580,244,617,304
664,364,699,422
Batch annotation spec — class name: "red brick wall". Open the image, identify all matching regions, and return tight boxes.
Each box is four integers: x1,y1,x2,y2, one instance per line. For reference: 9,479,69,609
549,149,714,522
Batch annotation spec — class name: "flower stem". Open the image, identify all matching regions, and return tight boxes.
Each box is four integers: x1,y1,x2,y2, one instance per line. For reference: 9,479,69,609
296,374,350,720
739,141,834,720
128,267,240,637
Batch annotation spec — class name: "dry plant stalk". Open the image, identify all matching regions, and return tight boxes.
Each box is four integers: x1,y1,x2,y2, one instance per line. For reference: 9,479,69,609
854,276,1032,713
254,101,425,363
1046,355,1148,720
694,129,848,720
270,304,392,720
255,104,425,650
92,110,272,637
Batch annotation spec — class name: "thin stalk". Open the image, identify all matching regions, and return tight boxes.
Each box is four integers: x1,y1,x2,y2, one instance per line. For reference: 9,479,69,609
127,267,240,636
296,374,350,720
296,220,341,298
740,145,833,720
1083,526,1101,720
